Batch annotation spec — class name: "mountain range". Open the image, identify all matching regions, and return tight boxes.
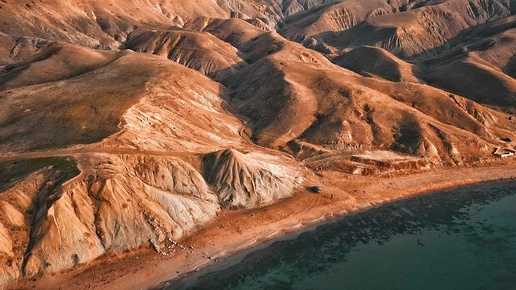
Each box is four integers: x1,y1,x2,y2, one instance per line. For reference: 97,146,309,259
0,0,514,286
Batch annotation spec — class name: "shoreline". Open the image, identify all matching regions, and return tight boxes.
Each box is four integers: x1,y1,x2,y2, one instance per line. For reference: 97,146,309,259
13,161,516,290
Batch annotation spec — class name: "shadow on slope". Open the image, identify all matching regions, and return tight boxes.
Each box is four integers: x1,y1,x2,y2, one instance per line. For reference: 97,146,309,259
0,48,153,152
203,149,299,209
223,32,516,164
332,45,421,83
122,27,247,81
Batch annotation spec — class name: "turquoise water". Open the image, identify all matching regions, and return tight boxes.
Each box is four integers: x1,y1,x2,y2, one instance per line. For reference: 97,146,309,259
167,180,516,290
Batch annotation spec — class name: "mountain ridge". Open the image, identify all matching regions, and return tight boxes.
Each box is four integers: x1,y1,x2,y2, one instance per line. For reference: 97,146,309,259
0,0,515,287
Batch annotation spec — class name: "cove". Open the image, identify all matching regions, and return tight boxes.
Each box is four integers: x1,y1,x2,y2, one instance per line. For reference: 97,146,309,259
166,180,516,290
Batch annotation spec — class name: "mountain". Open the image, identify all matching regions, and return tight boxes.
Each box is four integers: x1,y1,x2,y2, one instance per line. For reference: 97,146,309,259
0,0,515,287
332,45,421,82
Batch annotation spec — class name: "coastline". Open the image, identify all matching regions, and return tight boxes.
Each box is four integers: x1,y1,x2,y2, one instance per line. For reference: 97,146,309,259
14,161,516,290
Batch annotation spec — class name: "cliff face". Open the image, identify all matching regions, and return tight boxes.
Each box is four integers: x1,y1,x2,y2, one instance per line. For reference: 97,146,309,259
0,0,515,287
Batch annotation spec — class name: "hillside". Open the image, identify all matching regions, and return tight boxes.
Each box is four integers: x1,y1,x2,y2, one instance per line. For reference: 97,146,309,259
0,0,515,288
332,45,421,82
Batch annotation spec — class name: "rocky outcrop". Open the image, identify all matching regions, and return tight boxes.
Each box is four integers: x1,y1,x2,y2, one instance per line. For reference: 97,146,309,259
0,155,218,280
204,149,301,208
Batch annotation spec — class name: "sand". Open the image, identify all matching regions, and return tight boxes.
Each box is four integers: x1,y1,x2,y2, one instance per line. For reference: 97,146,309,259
12,160,516,290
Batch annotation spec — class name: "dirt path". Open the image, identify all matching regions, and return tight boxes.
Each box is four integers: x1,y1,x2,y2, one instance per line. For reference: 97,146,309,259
0,147,201,163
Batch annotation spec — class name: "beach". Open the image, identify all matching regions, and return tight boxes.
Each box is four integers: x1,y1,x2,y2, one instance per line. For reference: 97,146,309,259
14,161,516,290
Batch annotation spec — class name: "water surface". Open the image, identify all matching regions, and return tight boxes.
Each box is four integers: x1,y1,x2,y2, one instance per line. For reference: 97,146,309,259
168,180,516,290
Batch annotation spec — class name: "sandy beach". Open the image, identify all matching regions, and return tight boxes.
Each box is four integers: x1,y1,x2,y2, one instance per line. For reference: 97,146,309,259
13,161,516,290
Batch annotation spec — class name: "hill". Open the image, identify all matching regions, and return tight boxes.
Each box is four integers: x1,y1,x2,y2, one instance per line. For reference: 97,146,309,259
0,0,515,287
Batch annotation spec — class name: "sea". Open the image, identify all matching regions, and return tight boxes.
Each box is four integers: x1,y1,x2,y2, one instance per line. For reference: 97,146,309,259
164,180,516,290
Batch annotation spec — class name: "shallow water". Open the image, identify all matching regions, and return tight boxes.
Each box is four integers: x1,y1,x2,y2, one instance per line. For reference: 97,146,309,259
167,180,516,290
